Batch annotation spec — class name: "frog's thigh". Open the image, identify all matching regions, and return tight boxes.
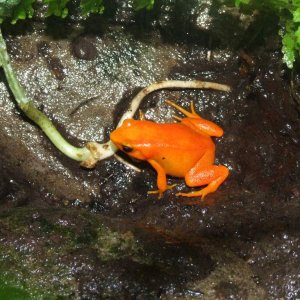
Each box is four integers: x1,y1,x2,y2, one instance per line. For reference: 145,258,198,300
148,159,167,192
183,151,229,198
181,118,224,137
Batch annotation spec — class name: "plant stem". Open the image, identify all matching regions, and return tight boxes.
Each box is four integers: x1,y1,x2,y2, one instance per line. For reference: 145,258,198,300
0,29,28,105
0,27,93,162
20,102,91,161
116,80,231,127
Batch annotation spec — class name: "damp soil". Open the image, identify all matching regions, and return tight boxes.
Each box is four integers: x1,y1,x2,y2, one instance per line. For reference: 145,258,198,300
0,1,300,299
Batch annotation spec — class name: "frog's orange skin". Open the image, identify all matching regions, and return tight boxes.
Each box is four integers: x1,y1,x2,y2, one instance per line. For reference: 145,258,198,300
110,101,229,200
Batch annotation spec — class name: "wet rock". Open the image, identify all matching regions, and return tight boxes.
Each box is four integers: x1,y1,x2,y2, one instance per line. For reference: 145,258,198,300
246,231,300,299
37,40,51,57
37,40,66,80
6,36,36,62
0,208,267,299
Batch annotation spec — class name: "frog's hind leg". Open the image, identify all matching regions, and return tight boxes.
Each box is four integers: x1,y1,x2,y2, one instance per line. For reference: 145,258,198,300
178,165,229,200
165,100,224,137
177,151,229,200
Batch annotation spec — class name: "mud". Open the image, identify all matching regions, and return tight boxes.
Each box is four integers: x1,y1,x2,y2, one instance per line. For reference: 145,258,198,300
0,1,299,299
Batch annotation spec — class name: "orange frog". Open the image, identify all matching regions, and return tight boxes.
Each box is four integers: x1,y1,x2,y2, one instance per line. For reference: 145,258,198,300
110,100,229,200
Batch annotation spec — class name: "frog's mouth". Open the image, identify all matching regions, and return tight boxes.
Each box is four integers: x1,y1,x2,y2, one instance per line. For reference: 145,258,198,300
111,141,146,161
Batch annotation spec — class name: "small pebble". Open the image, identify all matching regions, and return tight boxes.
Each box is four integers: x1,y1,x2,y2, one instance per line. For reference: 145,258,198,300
71,36,97,61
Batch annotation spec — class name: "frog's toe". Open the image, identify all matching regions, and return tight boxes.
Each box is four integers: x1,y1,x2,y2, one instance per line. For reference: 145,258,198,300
167,183,177,190
148,184,177,199
176,189,209,205
176,188,208,199
148,189,163,199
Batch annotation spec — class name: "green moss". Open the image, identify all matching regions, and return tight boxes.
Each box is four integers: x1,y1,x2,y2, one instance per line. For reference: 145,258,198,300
95,226,143,262
0,208,156,297
0,210,83,298
0,284,31,300
0,240,78,298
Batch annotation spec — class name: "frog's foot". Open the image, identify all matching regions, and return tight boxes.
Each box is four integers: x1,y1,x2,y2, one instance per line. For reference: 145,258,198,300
148,184,177,199
178,164,229,202
176,185,217,205
165,99,200,119
176,185,212,200
148,190,163,199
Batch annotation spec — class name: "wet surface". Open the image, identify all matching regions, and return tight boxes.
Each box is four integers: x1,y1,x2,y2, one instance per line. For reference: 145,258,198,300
0,1,299,299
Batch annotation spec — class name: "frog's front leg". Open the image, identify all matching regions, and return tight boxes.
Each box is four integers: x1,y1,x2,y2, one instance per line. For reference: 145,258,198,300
177,151,229,200
147,159,176,198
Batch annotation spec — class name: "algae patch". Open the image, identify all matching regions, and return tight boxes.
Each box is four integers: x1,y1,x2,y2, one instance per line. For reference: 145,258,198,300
95,227,144,262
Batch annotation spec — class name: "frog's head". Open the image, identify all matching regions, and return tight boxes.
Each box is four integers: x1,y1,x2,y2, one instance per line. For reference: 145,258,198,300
110,119,149,160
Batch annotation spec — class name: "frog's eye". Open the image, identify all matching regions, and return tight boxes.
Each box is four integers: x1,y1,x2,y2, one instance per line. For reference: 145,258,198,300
122,145,133,153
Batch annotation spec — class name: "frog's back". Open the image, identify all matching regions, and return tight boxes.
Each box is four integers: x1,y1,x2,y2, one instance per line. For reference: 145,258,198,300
140,121,214,151
138,122,215,177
